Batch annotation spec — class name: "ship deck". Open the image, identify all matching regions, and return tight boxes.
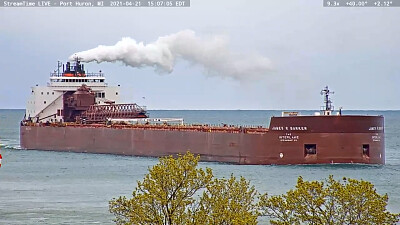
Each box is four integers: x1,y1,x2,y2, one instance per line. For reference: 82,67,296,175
22,122,270,134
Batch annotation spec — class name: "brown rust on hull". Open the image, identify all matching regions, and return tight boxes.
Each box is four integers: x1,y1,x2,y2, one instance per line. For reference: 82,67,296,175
20,115,385,165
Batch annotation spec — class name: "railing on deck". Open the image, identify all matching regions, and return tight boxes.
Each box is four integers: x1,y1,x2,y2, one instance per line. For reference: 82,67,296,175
80,104,148,123
50,72,104,77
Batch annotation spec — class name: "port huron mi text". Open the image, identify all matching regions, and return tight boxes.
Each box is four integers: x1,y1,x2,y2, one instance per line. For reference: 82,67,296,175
2,0,94,6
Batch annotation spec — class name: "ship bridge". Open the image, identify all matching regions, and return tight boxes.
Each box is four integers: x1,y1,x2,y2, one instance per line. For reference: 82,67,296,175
25,60,121,123
49,60,107,88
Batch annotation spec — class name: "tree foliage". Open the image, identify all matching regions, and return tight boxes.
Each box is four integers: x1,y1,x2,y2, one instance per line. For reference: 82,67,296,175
196,175,259,225
109,152,257,225
109,152,399,225
259,175,400,225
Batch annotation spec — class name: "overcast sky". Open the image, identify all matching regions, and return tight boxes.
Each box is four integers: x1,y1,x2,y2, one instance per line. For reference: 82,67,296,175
1,0,399,110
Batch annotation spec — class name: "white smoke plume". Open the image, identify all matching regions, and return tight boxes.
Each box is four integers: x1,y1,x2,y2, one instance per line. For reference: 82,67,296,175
69,30,272,80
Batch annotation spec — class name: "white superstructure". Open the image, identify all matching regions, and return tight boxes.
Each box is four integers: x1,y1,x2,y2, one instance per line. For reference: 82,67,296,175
25,61,120,123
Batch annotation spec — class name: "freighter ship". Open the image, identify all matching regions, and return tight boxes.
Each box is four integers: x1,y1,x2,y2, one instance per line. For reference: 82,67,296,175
20,60,385,165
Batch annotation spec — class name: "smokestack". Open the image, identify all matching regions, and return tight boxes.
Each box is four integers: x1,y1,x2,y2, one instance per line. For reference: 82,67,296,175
69,30,272,80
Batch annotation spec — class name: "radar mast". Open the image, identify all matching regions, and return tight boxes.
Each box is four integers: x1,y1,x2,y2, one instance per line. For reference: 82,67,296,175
320,86,334,115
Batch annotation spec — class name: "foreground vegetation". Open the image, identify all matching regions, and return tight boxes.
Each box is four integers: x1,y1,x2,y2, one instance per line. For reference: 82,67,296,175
109,152,399,225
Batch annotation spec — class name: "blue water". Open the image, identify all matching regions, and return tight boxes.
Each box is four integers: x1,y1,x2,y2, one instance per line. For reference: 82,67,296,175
0,109,399,224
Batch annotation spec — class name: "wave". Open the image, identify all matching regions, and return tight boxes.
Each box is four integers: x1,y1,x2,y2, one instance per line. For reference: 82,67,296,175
0,141,21,150
2,145,22,150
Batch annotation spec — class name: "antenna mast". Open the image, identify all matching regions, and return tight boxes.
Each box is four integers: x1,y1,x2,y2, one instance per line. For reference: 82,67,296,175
320,86,334,115
57,61,62,76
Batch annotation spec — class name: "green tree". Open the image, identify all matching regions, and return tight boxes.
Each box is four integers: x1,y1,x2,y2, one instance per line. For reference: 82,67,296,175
109,152,258,225
259,175,400,225
195,175,259,225
110,153,399,225
109,152,213,225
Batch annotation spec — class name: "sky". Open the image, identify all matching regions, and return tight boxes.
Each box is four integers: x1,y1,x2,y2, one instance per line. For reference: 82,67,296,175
1,0,399,110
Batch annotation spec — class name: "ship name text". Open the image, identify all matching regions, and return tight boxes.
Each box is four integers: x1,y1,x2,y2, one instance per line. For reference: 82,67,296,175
272,126,308,131
369,126,383,131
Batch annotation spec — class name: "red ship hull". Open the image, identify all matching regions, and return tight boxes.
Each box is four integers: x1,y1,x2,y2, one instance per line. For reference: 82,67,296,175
20,115,385,165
